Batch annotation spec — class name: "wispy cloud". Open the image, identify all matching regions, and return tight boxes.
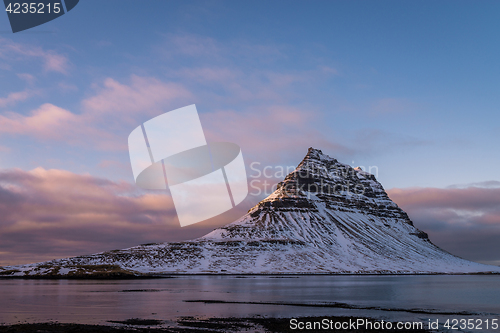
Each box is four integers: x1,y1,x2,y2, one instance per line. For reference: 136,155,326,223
319,66,339,76
0,89,38,108
82,75,192,123
0,37,70,74
42,52,69,74
0,103,78,139
160,33,287,64
176,67,240,84
0,102,125,151
16,73,35,85
446,181,500,189
370,98,414,116
172,64,337,105
389,186,500,212
58,82,78,92
159,33,339,105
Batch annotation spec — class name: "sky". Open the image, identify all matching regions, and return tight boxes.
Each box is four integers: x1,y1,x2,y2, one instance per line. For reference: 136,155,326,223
0,0,499,266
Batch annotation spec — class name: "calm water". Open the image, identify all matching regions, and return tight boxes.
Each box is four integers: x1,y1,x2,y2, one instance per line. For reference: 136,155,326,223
1,275,499,331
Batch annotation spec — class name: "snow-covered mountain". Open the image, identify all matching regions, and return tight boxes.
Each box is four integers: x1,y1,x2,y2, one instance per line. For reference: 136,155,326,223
2,148,499,277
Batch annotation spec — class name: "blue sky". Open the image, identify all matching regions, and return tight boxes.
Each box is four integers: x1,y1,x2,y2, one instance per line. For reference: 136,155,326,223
1,1,500,265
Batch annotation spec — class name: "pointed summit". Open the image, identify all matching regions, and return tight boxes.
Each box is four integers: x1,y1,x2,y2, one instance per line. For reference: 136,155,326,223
2,148,500,277
271,147,394,212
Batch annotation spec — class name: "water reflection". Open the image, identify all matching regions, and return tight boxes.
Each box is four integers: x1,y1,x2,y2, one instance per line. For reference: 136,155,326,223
0,275,499,327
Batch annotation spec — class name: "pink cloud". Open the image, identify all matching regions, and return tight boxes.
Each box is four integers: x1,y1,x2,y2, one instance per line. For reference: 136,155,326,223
82,75,192,123
42,52,69,74
0,103,78,139
0,38,69,74
16,73,35,85
0,167,229,266
0,89,36,108
0,103,123,150
388,186,500,211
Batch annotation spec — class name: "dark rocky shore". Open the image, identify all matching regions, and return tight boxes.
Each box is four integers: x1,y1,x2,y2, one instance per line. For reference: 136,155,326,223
0,316,431,332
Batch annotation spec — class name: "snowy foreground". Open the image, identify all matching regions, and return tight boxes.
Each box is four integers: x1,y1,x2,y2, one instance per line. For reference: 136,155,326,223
2,148,499,277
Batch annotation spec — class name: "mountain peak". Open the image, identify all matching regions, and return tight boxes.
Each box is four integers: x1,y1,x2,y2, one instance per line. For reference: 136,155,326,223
302,147,337,164
271,148,387,209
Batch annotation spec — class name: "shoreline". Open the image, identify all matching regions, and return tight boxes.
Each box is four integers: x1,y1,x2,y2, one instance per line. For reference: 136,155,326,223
0,265,500,280
1,271,499,279
0,315,432,332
